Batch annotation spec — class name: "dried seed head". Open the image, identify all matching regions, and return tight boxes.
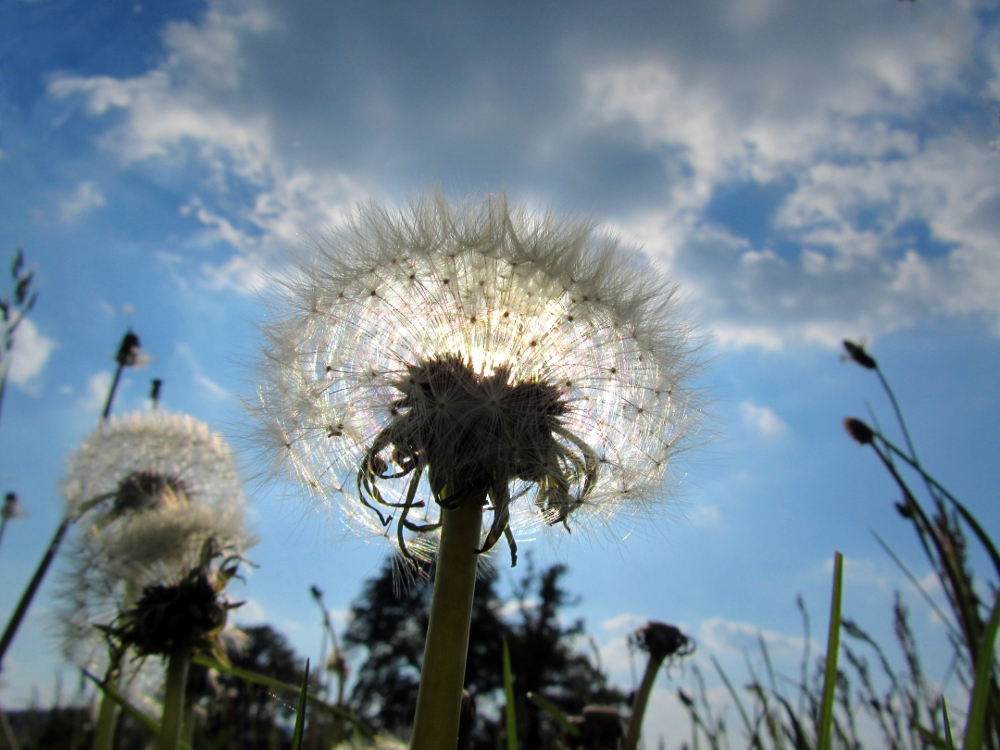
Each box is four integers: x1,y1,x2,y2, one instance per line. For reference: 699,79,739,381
109,540,242,658
843,340,877,370
633,621,693,661
250,191,704,566
843,416,875,445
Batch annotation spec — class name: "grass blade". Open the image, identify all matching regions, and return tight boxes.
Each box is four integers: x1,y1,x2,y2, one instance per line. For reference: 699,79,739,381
913,723,950,750
711,655,760,750
191,654,374,739
503,638,518,750
943,698,955,750
527,692,580,737
963,592,1000,750
816,552,844,750
291,658,310,750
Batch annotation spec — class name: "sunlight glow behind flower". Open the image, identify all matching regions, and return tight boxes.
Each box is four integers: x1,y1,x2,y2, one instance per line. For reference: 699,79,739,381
251,191,703,564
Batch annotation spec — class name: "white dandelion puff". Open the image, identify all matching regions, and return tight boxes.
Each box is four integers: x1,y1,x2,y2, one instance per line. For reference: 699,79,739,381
248,191,703,566
57,410,251,673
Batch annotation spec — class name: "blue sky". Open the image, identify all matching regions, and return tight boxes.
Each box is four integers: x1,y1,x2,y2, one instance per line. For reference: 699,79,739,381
2,0,1000,742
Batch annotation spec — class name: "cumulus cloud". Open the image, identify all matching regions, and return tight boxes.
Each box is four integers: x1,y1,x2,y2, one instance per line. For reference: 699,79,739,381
740,400,787,438
44,0,1000,342
697,616,813,660
5,318,57,389
59,181,106,222
77,371,113,413
48,1,365,292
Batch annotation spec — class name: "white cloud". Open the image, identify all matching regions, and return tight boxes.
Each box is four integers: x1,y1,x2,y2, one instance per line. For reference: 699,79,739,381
176,342,232,399
42,0,1000,345
697,616,812,661
740,400,787,438
47,4,365,293
59,181,106,222
576,2,999,347
77,370,112,413
5,318,56,389
602,613,648,634
231,597,267,626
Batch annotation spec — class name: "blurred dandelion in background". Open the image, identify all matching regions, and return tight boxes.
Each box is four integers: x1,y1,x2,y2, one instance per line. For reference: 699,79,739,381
250,190,704,566
57,410,251,679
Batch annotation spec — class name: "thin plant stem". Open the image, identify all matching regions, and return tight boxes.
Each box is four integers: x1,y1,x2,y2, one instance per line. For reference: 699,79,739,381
502,638,517,750
159,650,191,750
0,517,70,670
101,361,125,423
409,498,485,750
0,492,112,672
624,651,666,750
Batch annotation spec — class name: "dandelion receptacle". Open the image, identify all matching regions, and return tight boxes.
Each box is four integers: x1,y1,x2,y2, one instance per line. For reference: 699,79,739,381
250,191,703,749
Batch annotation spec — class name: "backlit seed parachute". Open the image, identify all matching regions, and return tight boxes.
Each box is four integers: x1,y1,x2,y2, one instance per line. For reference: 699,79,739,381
250,191,702,566
57,411,250,675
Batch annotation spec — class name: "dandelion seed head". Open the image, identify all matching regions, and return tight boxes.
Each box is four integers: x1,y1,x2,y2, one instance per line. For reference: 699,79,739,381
250,191,703,564
57,411,250,671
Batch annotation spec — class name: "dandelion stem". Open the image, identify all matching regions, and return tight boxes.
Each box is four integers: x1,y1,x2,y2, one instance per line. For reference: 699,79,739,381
91,653,124,750
159,649,190,750
409,497,485,750
624,651,665,750
0,516,71,670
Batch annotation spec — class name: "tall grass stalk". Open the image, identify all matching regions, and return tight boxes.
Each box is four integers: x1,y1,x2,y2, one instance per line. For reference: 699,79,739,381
817,551,844,750
503,638,517,750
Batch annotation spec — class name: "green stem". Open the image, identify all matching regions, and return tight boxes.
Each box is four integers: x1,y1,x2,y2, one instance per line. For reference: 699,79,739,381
624,653,665,750
159,650,190,750
180,696,196,749
91,678,120,750
409,498,484,750
0,517,71,671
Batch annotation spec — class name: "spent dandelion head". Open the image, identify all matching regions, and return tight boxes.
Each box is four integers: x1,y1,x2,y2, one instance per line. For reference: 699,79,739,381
250,190,703,567
57,410,250,671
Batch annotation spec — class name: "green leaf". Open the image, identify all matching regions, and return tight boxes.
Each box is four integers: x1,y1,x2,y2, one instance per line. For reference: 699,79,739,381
943,698,955,750
82,670,193,750
291,659,310,750
816,552,844,750
913,723,950,750
963,591,1000,750
527,692,580,737
190,654,374,739
503,638,517,750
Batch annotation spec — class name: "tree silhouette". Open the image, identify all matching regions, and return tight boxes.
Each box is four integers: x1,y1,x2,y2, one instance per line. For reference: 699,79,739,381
201,624,305,750
343,556,627,748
